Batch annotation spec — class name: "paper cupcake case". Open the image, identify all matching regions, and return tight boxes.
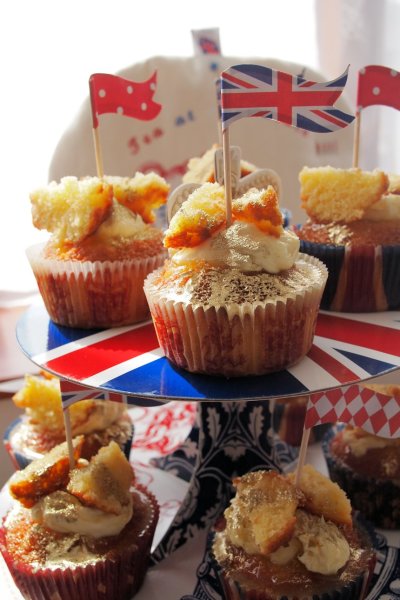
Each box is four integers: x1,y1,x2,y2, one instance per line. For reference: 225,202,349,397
382,245,400,309
299,240,400,312
26,243,165,329
144,255,327,378
214,573,370,600
0,485,159,600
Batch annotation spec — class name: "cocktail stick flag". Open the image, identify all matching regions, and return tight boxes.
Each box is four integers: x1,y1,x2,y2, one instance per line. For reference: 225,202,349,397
295,382,400,486
89,72,162,128
305,383,400,439
357,65,400,111
353,65,400,167
220,64,355,133
60,379,128,409
219,64,354,227
88,71,162,177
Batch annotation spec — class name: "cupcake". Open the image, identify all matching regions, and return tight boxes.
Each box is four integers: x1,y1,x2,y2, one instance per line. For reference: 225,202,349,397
296,165,400,312
0,439,159,600
212,465,375,600
323,384,400,529
27,172,169,328
144,182,327,377
5,371,133,469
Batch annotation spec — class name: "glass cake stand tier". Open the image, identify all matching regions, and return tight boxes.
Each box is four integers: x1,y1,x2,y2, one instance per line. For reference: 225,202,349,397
16,303,400,562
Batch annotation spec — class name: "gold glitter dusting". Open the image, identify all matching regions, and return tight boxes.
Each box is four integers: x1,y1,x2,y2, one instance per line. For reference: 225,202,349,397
186,261,322,306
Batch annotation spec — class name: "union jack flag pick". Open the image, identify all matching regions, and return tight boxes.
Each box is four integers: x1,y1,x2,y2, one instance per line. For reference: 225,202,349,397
60,379,128,409
89,71,162,129
220,64,354,133
305,383,400,439
356,65,400,112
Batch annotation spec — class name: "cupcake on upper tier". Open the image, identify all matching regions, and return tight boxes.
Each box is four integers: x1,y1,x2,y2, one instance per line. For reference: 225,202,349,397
296,166,400,312
27,172,169,328
144,182,327,377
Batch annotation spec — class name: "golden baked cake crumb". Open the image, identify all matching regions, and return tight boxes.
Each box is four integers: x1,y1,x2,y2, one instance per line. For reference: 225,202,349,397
105,172,169,223
299,166,389,223
67,441,134,514
287,464,352,526
9,436,84,507
226,471,302,555
31,176,114,243
165,182,226,248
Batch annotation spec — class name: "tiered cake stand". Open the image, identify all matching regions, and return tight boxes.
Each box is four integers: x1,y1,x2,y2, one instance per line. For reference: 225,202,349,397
12,302,400,598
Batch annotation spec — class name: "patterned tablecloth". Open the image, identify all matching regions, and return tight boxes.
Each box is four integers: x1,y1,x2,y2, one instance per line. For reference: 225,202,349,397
1,402,399,600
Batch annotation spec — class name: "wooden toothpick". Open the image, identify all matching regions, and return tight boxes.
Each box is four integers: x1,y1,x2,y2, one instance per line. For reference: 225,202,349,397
352,110,361,168
222,127,232,227
92,126,104,178
294,399,312,487
63,406,76,470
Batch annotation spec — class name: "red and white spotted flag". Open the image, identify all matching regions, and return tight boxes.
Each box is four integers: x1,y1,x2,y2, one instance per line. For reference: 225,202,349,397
89,71,162,128
357,65,400,111
305,383,400,439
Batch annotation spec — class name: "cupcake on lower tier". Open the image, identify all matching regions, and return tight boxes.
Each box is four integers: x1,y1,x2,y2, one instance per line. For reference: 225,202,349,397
323,384,400,529
212,465,375,600
0,439,159,600
296,166,400,312
4,371,133,469
144,182,327,377
28,173,169,328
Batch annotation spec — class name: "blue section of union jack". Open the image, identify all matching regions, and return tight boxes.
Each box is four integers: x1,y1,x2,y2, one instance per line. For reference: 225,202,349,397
16,305,400,404
220,64,355,132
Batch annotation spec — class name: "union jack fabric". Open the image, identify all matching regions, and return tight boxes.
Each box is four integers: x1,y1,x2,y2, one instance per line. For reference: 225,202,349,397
89,72,162,128
59,379,128,409
18,305,400,405
357,65,400,111
220,64,355,132
305,383,400,439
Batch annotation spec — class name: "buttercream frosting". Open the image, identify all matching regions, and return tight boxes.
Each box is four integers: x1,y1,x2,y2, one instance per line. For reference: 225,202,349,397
170,221,299,274
31,490,133,538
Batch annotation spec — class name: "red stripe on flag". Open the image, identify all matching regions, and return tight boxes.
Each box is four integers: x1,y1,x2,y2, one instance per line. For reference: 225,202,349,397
59,380,93,393
311,108,348,127
316,314,400,356
307,344,359,383
44,323,159,380
222,71,258,89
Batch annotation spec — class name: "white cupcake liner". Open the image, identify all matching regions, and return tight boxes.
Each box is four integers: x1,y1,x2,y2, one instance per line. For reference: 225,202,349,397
144,254,327,377
27,242,165,328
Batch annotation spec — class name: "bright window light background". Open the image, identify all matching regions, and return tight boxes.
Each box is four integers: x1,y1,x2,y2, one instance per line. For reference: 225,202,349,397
0,0,317,295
